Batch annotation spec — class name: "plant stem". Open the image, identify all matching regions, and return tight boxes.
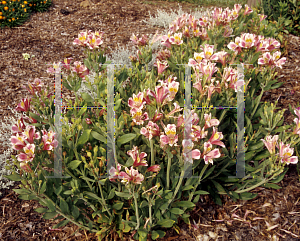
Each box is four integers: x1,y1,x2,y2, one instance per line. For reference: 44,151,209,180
250,87,264,119
150,139,154,166
99,182,112,216
132,186,140,230
166,154,172,190
161,170,185,216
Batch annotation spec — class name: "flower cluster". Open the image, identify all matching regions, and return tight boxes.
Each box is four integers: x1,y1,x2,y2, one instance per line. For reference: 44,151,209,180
109,146,161,185
73,30,105,50
261,135,298,165
293,108,300,135
10,121,58,172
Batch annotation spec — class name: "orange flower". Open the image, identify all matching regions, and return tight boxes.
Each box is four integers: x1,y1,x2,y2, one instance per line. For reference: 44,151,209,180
12,17,15,21
12,8,15,11
2,1,7,4
0,12,2,15
8,19,11,22
44,0,46,3
24,1,27,3
4,6,8,10
29,4,32,6
0,16,2,20
22,4,24,7
24,8,26,12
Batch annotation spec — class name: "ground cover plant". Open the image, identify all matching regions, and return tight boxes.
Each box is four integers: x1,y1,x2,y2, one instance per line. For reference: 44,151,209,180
3,3,300,241
0,0,52,28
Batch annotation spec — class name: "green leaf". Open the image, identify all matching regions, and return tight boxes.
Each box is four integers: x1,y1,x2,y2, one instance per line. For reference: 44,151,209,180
247,141,264,151
113,202,124,210
174,201,195,209
182,185,194,191
68,160,82,170
81,92,94,103
77,106,87,117
85,192,101,200
54,220,70,229
239,192,257,200
253,150,270,161
60,199,70,214
34,207,48,213
138,229,148,239
211,180,226,193
264,183,282,189
72,206,80,219
77,129,92,145
115,191,132,198
151,230,165,240
13,188,31,195
170,208,184,215
194,190,209,195
4,173,21,181
157,219,175,228
270,168,287,183
40,181,47,194
107,188,115,199
43,211,57,220
91,131,107,144
28,112,44,122
117,133,136,145
18,194,37,200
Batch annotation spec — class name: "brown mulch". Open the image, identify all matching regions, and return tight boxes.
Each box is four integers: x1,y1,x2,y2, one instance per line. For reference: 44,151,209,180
0,0,300,240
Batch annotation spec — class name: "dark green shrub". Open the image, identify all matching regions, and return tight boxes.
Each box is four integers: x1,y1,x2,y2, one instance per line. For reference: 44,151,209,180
0,0,52,29
262,0,300,35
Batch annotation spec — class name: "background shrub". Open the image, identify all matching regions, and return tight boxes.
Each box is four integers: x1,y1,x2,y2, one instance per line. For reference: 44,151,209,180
261,0,300,36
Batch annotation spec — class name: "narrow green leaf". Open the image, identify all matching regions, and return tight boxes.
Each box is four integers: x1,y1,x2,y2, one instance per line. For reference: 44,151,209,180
117,133,136,145
157,219,175,228
194,190,209,195
91,131,107,144
174,201,195,208
68,160,82,170
170,208,184,215
81,92,94,103
77,129,92,145
115,191,132,198
34,207,48,213
13,188,31,195
43,211,57,220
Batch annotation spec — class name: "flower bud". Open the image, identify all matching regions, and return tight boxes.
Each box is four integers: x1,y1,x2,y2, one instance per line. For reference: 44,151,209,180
86,118,92,125
81,155,86,162
93,145,98,156
48,151,51,156
38,180,43,185
87,152,92,158
78,124,83,131
21,180,27,185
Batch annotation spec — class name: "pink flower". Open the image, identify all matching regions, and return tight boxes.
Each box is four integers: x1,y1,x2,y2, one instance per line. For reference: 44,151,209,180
199,61,218,81
198,27,210,40
191,126,207,141
154,60,169,75
166,102,183,118
161,32,173,49
16,98,31,112
204,113,220,129
160,124,178,147
208,127,225,148
169,33,184,45
127,146,148,167
258,51,286,69
86,32,104,50
227,37,242,54
140,121,160,140
20,162,32,172
278,142,298,165
46,62,61,74
72,61,90,78
73,30,89,47
148,85,169,106
130,107,149,126
23,78,44,96
17,143,35,163
202,142,221,164
230,4,242,20
146,165,161,173
182,139,201,163
152,110,163,122
223,26,233,37
11,133,27,151
258,14,267,22
109,163,122,182
293,109,300,135
131,33,149,46
243,4,253,15
128,92,145,109
215,51,229,66
261,135,278,154
239,33,256,48
61,57,73,70
12,117,26,135
119,167,144,185
199,44,218,61
22,125,41,144
156,49,171,62
42,130,58,151
198,17,209,27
